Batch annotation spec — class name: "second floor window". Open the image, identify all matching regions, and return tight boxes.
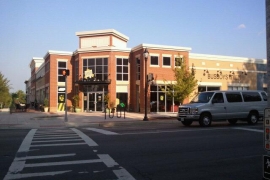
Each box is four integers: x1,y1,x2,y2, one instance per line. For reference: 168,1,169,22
117,58,128,81
163,57,171,66
150,56,158,65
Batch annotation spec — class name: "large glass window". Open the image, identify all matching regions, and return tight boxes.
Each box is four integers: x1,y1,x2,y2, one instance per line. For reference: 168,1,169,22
58,61,67,82
198,86,220,92
228,86,249,90
116,58,128,81
150,84,178,112
83,58,108,80
150,56,158,65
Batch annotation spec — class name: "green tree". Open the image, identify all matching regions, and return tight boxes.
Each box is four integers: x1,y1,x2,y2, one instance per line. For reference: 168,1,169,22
0,72,11,108
163,55,198,104
15,90,26,104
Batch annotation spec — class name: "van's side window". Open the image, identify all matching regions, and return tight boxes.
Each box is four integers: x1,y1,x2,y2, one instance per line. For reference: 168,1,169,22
212,93,224,103
225,92,243,102
261,92,268,101
242,92,262,102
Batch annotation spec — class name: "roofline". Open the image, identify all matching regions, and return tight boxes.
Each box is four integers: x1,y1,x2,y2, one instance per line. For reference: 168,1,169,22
76,29,129,42
131,43,192,52
43,50,73,59
74,47,131,55
190,53,266,64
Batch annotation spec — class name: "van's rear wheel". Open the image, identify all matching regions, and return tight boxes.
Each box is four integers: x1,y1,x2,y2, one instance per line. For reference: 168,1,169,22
228,119,238,125
247,112,258,125
199,113,212,127
181,120,193,126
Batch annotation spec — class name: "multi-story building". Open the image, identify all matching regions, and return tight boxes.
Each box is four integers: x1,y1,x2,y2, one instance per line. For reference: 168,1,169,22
25,29,267,113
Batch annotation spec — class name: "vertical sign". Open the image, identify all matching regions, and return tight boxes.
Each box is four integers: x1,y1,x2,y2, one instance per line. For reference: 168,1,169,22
265,108,270,151
264,108,270,180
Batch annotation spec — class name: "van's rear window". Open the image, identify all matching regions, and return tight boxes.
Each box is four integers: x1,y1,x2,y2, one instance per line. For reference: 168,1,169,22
242,92,262,102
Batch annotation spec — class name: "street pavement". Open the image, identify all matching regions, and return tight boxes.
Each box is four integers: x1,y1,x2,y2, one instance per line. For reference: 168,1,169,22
0,108,178,129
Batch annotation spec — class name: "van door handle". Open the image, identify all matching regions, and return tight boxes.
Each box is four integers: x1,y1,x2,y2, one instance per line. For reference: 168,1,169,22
224,107,226,109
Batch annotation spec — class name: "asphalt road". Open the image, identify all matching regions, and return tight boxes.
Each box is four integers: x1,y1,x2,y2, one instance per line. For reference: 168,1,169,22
0,121,266,180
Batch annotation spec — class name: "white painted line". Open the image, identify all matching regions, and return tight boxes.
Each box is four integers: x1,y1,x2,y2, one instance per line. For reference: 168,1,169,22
85,128,119,135
4,129,37,180
35,131,71,135
31,142,86,147
113,168,136,180
24,159,103,167
98,154,118,167
98,154,136,180
233,127,263,133
15,153,76,160
71,128,98,146
34,134,77,137
18,129,37,152
32,139,82,143
4,170,71,180
33,136,79,140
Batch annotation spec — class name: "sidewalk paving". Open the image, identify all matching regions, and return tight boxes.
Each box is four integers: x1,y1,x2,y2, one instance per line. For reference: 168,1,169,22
0,108,178,129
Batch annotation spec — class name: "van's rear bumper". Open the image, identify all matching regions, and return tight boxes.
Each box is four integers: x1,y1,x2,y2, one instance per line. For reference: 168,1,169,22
178,115,200,121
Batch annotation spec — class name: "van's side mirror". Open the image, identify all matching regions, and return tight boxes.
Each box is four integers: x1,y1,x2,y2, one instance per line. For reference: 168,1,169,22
212,99,217,104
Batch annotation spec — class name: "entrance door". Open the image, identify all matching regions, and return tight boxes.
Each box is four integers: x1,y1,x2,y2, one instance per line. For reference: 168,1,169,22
88,92,103,112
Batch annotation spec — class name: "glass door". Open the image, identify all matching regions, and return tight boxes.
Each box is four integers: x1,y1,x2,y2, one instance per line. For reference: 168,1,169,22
88,93,95,112
87,92,104,112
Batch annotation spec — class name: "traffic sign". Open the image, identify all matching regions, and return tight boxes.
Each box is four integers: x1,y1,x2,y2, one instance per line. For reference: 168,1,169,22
264,109,270,151
264,155,270,180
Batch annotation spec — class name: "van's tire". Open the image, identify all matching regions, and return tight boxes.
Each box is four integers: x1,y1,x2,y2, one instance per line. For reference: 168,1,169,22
247,112,258,125
228,119,238,125
199,113,212,127
181,120,193,126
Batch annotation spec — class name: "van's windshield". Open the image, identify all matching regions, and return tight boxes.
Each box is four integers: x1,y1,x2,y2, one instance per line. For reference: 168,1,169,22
190,92,215,103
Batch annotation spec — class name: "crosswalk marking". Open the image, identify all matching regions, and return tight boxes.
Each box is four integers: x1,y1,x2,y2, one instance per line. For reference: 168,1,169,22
85,128,119,135
71,128,98,146
15,153,76,160
24,159,103,167
31,142,86,147
4,128,135,180
4,171,71,180
32,139,82,143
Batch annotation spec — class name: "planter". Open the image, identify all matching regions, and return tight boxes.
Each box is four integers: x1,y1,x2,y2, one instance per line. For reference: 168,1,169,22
44,107,49,112
75,108,81,113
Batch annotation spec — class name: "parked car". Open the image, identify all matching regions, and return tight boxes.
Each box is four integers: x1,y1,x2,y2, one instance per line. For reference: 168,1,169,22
177,90,268,127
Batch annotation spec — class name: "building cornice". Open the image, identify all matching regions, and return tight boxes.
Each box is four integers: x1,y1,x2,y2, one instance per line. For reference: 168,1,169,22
76,29,129,42
74,46,131,55
43,50,73,60
131,43,192,52
190,53,266,64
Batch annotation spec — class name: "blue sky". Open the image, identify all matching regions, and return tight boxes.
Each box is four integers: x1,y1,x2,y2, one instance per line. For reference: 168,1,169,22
0,0,266,92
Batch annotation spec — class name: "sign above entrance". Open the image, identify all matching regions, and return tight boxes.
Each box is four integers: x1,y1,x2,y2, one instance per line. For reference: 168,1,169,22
85,69,94,79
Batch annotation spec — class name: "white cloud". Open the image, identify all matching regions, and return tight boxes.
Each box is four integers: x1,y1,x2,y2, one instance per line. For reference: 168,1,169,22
237,24,246,29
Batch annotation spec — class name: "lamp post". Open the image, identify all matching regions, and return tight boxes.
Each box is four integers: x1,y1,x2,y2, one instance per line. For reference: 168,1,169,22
143,48,149,121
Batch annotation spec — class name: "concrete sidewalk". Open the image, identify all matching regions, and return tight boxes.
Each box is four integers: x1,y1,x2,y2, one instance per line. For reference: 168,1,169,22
0,109,178,129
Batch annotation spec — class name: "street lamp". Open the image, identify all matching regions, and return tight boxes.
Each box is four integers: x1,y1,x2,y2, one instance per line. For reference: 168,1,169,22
143,48,149,121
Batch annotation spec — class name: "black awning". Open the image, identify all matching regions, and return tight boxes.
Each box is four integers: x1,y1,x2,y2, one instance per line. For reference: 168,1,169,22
75,79,111,85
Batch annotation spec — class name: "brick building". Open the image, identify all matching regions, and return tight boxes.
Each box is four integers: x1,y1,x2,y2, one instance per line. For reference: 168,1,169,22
25,29,267,113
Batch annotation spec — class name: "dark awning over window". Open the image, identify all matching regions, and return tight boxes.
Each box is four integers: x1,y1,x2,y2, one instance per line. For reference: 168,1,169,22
75,79,111,85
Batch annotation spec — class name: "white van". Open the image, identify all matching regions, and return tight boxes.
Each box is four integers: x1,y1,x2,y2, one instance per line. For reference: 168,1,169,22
177,90,268,127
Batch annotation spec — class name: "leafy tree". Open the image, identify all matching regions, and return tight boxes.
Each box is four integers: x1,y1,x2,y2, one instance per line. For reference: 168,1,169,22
0,72,11,108
162,55,198,104
15,90,26,104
